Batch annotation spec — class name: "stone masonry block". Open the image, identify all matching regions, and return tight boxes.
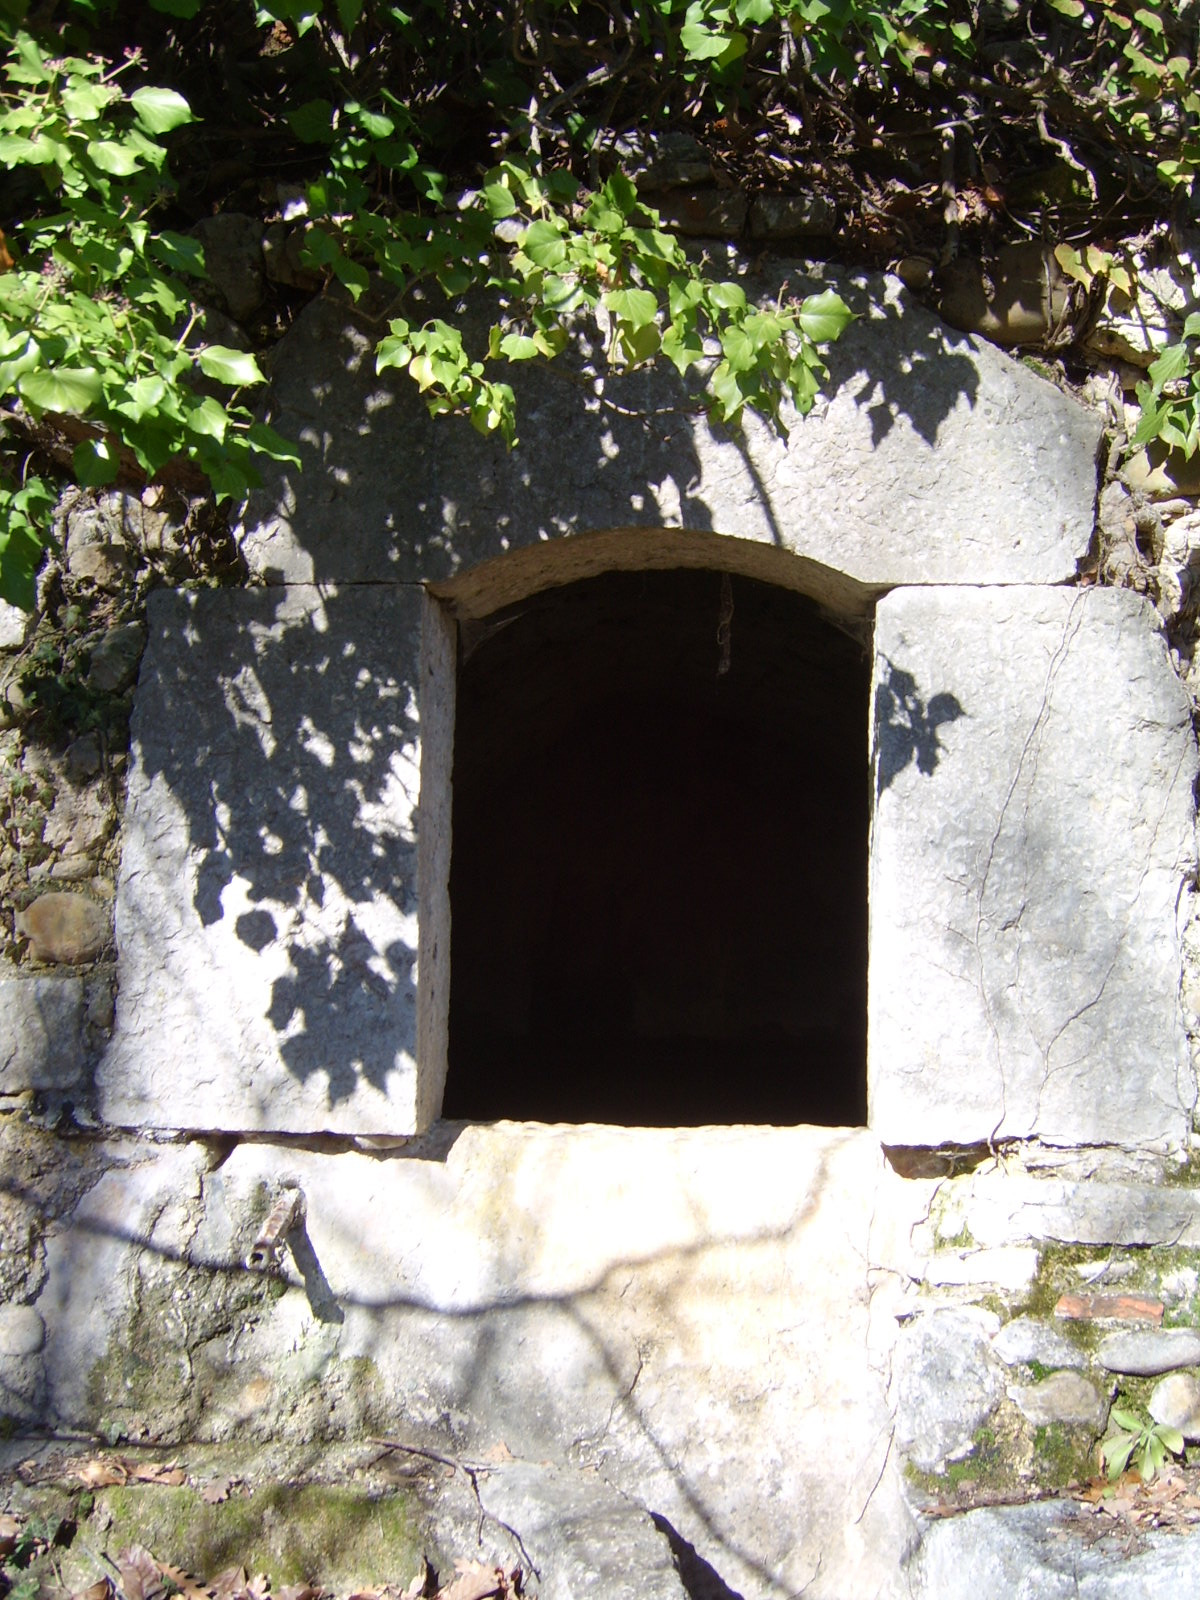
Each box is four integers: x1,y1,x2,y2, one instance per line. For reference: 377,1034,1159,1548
237,272,1101,591
0,973,86,1092
97,584,424,1134
869,585,1197,1150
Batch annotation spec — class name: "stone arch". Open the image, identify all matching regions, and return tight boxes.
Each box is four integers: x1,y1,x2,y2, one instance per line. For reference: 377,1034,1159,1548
419,528,875,1127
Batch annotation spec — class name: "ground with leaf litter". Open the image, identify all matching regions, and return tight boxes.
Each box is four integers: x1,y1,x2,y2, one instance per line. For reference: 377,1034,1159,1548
0,1445,531,1600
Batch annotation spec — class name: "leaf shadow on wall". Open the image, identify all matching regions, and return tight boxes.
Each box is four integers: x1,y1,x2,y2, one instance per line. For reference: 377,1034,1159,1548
873,655,965,798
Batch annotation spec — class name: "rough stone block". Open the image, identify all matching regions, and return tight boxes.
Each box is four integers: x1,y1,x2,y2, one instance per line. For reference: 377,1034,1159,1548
237,272,1100,592
97,585,424,1134
891,1307,1004,1473
911,1502,1200,1596
869,586,1197,1150
963,1176,1200,1249
0,974,86,1092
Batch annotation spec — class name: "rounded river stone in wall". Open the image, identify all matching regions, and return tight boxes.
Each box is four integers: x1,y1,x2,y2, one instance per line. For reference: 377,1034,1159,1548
1097,1329,1200,1376
16,891,109,964
1149,1373,1200,1441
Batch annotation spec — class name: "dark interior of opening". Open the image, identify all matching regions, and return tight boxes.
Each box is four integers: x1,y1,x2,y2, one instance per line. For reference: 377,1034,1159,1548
443,567,871,1126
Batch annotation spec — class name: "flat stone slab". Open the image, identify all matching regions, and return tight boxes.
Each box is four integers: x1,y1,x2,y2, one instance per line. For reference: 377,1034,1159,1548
97,585,425,1134
911,1501,1200,1595
963,1177,1200,1249
30,1125,917,1600
869,585,1197,1150
238,272,1099,591
0,974,86,1092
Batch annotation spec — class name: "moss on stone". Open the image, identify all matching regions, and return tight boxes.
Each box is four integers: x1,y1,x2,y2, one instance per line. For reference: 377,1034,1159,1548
1031,1421,1096,1486
94,1483,421,1592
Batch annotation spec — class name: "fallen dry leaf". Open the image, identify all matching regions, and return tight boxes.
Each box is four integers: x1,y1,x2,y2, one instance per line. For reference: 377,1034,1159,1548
438,1559,507,1600
482,1443,514,1465
75,1458,128,1489
0,1512,21,1558
401,1558,437,1600
209,1568,249,1600
118,1545,167,1600
201,1478,232,1505
159,1561,212,1600
131,1464,187,1488
73,1580,115,1600
278,1585,324,1600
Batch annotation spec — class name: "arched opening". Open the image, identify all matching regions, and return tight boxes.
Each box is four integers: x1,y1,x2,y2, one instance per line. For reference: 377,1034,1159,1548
440,564,872,1126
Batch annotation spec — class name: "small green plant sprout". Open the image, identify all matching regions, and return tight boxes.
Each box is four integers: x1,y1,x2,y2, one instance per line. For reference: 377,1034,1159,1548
1099,1406,1185,1483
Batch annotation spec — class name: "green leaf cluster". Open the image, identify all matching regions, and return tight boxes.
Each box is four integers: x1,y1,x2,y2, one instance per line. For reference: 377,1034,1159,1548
0,0,1195,607
1099,1405,1184,1483
0,21,300,606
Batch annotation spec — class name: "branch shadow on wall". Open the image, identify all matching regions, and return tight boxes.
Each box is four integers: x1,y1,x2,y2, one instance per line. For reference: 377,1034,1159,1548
238,270,980,590
24,1131,875,1600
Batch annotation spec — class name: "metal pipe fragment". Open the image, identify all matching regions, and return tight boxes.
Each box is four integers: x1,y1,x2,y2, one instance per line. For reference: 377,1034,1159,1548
247,1186,305,1269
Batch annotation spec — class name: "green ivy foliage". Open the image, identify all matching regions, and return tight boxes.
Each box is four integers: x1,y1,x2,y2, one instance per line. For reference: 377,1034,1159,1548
0,0,1196,607
0,0,860,609
0,20,302,605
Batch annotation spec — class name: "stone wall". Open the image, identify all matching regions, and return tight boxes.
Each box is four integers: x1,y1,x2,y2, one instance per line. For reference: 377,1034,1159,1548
5,264,1200,1600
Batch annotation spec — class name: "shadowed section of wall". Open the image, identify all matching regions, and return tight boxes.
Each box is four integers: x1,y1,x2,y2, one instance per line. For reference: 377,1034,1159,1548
444,568,870,1126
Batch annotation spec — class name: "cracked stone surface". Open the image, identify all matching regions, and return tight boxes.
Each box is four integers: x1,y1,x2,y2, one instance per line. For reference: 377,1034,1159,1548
236,271,1099,592
96,584,424,1135
27,1125,918,1600
869,585,1198,1150
910,1501,1200,1596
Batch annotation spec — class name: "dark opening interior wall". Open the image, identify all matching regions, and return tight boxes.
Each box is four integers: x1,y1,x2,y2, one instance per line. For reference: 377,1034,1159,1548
443,567,871,1126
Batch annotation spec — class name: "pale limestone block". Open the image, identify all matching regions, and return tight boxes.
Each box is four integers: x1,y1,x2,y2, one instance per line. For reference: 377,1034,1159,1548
869,586,1197,1150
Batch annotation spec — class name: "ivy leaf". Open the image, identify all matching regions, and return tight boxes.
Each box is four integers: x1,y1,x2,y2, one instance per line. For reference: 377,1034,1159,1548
112,374,167,422
197,346,265,385
86,139,142,175
499,332,540,360
62,82,118,121
680,18,745,61
482,182,519,219
245,422,302,465
18,365,103,414
288,99,337,144
603,287,658,328
185,395,230,441
73,434,120,486
523,220,567,270
707,281,747,312
149,231,206,276
130,87,195,135
796,288,855,343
